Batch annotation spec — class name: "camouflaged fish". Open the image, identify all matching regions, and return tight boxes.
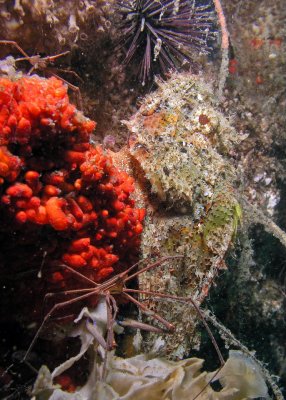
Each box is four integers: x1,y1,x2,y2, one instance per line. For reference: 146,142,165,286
120,73,243,358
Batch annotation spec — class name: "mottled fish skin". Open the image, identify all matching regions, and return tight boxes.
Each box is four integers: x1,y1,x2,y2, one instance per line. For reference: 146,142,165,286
126,73,242,359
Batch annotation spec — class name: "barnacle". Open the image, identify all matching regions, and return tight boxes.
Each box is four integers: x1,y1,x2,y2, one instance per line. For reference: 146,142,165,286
117,0,215,84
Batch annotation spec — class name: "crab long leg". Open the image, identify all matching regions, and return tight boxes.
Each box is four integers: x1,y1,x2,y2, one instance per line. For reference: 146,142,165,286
23,287,101,362
43,287,96,313
86,319,108,350
124,255,182,283
123,292,175,332
100,293,119,380
125,288,225,365
117,318,167,333
49,71,83,110
55,68,84,83
0,40,30,58
47,51,70,61
57,264,99,287
105,294,117,351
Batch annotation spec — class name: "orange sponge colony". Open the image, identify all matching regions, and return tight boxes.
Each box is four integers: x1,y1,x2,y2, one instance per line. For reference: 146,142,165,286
0,76,145,286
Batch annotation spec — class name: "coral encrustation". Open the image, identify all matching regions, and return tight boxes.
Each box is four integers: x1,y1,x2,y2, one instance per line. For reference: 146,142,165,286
0,75,145,287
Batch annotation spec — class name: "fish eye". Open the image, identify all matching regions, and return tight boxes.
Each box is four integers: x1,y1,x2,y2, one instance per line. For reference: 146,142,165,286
133,142,148,153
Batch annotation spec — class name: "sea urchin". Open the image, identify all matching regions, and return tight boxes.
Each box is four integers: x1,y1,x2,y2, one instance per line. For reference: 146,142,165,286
117,0,215,84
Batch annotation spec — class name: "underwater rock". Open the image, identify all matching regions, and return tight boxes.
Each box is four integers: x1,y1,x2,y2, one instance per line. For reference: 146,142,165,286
118,73,244,358
221,0,286,213
0,0,116,53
